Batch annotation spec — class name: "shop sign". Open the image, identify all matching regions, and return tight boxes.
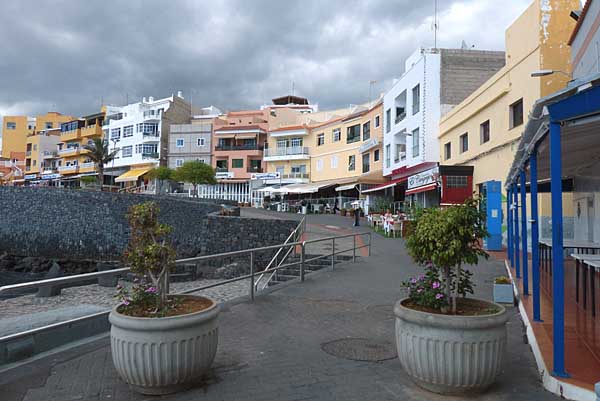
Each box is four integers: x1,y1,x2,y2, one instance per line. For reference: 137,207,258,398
251,172,280,180
407,167,439,190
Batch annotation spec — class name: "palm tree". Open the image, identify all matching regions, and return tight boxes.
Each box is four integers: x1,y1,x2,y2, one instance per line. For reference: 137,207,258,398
83,137,119,189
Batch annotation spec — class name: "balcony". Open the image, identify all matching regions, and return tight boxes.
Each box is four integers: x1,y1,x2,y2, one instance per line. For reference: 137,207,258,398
25,151,32,157
215,144,264,151
80,125,102,138
60,129,81,141
59,148,80,157
142,132,160,140
247,167,263,173
79,162,96,173
42,151,58,159
58,165,78,173
395,112,406,124
282,173,309,179
142,152,159,159
263,146,310,161
216,167,229,173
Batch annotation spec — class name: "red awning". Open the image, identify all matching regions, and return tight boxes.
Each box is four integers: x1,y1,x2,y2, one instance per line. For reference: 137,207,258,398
405,183,437,196
361,177,407,193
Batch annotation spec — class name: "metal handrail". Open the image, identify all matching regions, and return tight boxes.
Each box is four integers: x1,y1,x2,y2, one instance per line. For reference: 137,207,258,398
255,217,305,291
0,229,371,344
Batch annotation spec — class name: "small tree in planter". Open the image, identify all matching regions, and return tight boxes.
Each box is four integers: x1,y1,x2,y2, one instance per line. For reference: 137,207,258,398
404,197,488,313
109,201,220,395
394,197,508,395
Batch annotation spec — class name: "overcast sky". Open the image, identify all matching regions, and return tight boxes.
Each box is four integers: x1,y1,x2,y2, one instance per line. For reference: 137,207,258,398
0,0,531,123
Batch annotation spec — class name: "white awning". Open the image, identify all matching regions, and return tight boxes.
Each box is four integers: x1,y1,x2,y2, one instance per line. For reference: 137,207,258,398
335,183,357,192
255,186,277,193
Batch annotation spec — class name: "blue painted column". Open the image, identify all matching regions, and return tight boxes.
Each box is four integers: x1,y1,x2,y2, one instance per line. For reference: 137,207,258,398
530,149,541,321
507,188,513,265
514,183,521,278
550,121,567,377
521,169,529,295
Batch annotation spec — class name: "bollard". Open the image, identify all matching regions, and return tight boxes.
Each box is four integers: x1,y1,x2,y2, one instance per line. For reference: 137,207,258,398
300,243,305,282
331,237,335,270
250,251,255,301
368,233,372,256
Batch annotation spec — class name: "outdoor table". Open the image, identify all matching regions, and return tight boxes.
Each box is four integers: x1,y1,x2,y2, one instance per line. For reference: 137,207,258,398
539,239,600,276
571,253,600,317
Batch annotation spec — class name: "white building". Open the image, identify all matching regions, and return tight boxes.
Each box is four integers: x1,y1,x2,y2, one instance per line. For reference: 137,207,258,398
103,93,191,187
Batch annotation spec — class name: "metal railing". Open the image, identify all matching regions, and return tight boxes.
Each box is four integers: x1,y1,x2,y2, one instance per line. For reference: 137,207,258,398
0,229,371,344
264,146,309,157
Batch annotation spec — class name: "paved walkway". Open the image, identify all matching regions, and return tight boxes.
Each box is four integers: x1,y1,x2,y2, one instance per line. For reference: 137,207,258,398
1,212,558,401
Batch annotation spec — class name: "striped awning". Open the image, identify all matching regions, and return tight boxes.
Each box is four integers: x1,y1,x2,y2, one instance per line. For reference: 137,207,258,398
115,167,152,183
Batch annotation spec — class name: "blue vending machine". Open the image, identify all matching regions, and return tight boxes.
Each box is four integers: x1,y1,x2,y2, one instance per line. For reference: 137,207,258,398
483,180,503,251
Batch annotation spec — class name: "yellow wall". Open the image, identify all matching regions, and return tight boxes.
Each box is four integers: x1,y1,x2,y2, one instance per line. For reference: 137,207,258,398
438,0,578,190
2,116,33,159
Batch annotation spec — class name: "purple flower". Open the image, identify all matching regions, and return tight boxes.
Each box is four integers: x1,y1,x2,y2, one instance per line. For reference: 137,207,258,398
418,275,425,281
122,299,130,306
146,286,157,293
410,278,417,284
435,293,444,300
432,281,441,289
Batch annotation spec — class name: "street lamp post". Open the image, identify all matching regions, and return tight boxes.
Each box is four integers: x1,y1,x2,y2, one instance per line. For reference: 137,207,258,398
110,138,119,189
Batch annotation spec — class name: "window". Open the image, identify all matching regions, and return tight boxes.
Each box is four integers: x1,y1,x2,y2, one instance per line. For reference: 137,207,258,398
176,159,184,167
216,160,227,170
6,122,16,130
374,149,380,162
136,122,158,135
33,144,37,151
122,145,133,158
447,176,468,188
480,120,490,144
290,137,303,147
331,155,338,168
510,98,524,128
385,109,391,133
45,122,53,129
135,143,158,156
316,159,324,171
375,115,380,128
317,133,325,146
123,125,134,138
412,84,420,114
412,128,420,157
362,153,370,173
197,138,205,146
176,138,184,147
362,121,371,141
250,159,261,171
348,155,356,171
385,144,391,168
444,142,451,160
33,160,37,167
110,128,121,139
276,166,284,175
232,159,243,168
332,128,341,142
347,124,360,144
291,164,306,174
460,133,469,153
276,139,287,148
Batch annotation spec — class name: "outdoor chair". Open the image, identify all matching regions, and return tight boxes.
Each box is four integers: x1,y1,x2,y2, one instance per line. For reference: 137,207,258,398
390,221,403,238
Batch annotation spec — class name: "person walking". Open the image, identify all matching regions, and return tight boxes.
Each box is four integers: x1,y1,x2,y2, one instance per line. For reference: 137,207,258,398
353,205,361,227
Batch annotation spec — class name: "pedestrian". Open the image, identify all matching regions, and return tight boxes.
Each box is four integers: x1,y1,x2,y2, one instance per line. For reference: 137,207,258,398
353,205,361,227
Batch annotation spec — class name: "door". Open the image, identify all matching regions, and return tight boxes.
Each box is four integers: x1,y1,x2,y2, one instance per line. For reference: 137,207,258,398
588,197,595,242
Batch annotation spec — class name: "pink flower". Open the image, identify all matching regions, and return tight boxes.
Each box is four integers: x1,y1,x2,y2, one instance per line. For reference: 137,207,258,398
417,288,423,293
435,293,444,300
146,287,157,293
410,278,417,284
432,281,441,289
122,299,130,306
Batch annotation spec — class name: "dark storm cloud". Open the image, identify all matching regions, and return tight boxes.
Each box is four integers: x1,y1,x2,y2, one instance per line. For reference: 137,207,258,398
0,0,521,119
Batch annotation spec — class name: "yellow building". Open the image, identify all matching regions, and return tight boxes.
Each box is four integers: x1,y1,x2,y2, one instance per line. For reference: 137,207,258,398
24,128,61,177
2,112,72,159
439,0,578,190
438,0,578,231
56,112,105,183
264,102,385,191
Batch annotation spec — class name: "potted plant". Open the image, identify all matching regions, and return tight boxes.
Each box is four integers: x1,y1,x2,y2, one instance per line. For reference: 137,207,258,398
395,198,508,395
493,276,514,304
109,202,219,395
340,208,347,216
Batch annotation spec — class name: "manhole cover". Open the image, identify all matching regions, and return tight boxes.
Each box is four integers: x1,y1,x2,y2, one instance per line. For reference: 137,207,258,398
321,338,397,362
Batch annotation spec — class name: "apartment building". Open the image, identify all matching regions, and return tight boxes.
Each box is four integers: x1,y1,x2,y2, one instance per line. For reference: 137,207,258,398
23,128,61,184
376,47,506,206
103,93,191,187
439,0,577,191
2,112,74,184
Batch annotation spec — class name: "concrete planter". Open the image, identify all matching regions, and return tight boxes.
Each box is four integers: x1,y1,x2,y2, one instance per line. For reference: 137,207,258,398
493,283,514,304
394,298,508,395
109,296,220,395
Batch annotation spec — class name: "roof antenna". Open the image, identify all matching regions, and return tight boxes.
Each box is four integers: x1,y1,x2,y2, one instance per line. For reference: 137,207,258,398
291,81,295,96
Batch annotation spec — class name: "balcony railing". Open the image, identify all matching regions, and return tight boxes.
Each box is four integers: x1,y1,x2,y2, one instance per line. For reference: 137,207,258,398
395,112,406,124
282,173,309,179
264,147,309,157
25,151,32,156
215,144,264,151
42,151,58,158
58,165,78,172
142,132,159,138
141,152,159,159
80,162,95,169
216,167,229,173
59,147,79,155
247,167,263,173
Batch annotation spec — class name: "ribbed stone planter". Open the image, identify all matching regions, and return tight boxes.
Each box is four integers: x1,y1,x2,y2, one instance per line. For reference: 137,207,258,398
394,298,508,395
109,296,219,395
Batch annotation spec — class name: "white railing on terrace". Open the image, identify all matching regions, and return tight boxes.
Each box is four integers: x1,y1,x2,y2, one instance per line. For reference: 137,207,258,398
264,147,309,157
81,162,95,168
58,165,77,172
59,148,79,154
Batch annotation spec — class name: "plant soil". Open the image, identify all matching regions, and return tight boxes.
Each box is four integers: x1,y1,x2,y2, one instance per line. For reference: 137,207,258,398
118,295,214,318
402,297,500,316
